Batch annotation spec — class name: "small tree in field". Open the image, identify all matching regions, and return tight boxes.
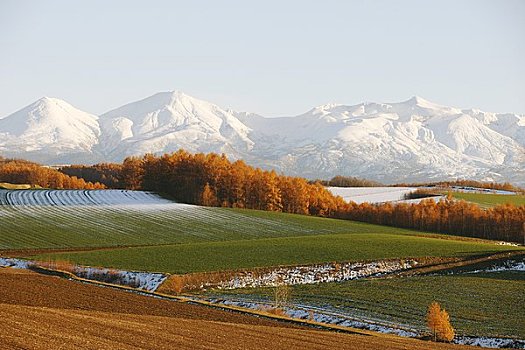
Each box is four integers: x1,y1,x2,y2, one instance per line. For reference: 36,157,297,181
427,301,455,342
273,282,291,309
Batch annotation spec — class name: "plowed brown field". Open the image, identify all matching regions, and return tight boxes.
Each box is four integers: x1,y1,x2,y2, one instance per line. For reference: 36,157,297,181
0,268,470,350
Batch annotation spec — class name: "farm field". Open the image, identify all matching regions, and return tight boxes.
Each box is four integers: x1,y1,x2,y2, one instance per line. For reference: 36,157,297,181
33,232,522,274
0,268,473,350
326,186,415,204
449,191,525,208
209,269,525,339
1,189,521,274
0,189,430,250
325,186,525,208
1,188,524,348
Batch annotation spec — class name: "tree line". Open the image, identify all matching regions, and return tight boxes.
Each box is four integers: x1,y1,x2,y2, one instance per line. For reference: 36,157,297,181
0,158,104,189
313,175,383,188
60,151,524,243
3,152,523,243
124,151,343,216
60,163,123,189
335,198,524,243
394,179,523,193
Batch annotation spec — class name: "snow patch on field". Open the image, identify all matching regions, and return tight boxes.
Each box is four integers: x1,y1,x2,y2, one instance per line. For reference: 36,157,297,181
449,186,517,195
455,336,525,349
0,257,166,291
496,241,520,247
205,297,419,337
436,259,525,277
73,266,167,291
0,189,173,206
466,260,525,274
326,187,416,204
202,296,524,349
209,260,418,290
0,257,32,269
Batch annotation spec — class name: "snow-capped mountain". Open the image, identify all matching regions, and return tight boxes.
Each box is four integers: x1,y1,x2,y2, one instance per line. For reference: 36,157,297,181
97,91,254,160
237,96,524,184
0,92,523,185
0,97,101,163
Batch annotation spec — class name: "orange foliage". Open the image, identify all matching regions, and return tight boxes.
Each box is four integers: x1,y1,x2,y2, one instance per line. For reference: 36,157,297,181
60,163,123,188
427,301,455,342
135,150,343,216
394,179,523,193
36,259,77,273
0,158,104,189
26,149,523,244
336,198,525,243
133,150,523,243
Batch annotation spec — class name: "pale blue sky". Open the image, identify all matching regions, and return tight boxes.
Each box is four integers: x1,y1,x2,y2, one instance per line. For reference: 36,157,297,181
1,0,524,117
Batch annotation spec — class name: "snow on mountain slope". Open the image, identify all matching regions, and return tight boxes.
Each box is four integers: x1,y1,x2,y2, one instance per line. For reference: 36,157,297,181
238,96,524,184
0,97,101,162
98,91,254,160
0,93,523,185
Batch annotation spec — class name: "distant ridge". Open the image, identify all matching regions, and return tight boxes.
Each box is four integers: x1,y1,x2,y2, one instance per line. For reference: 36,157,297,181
1,92,524,185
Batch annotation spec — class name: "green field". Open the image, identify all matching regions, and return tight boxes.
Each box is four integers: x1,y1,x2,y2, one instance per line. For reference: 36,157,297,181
450,192,525,208
33,233,521,274
211,270,525,338
4,189,524,341
1,195,521,273
0,204,419,250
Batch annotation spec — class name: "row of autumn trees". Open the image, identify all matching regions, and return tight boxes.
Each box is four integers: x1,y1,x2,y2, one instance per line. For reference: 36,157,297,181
124,151,342,216
314,175,382,188
62,151,342,215
59,150,525,243
0,158,104,189
339,200,525,243
394,179,523,193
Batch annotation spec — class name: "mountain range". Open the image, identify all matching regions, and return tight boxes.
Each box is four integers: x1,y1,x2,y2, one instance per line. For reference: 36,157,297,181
1,91,523,185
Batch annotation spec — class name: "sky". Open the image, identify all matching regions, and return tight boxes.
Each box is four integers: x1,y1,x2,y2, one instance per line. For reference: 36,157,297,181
0,0,524,117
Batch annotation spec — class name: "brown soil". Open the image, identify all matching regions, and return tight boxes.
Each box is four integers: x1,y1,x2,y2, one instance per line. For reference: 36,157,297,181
0,268,474,350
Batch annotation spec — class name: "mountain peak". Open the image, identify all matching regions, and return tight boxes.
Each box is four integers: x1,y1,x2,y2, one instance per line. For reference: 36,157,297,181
170,90,188,98
397,96,461,114
0,96,100,152
34,96,61,106
405,95,433,106
30,97,84,115
124,90,208,112
153,90,188,99
98,89,254,156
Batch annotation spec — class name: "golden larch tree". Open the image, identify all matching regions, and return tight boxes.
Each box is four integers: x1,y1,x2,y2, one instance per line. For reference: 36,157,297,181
201,182,218,207
427,301,455,342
